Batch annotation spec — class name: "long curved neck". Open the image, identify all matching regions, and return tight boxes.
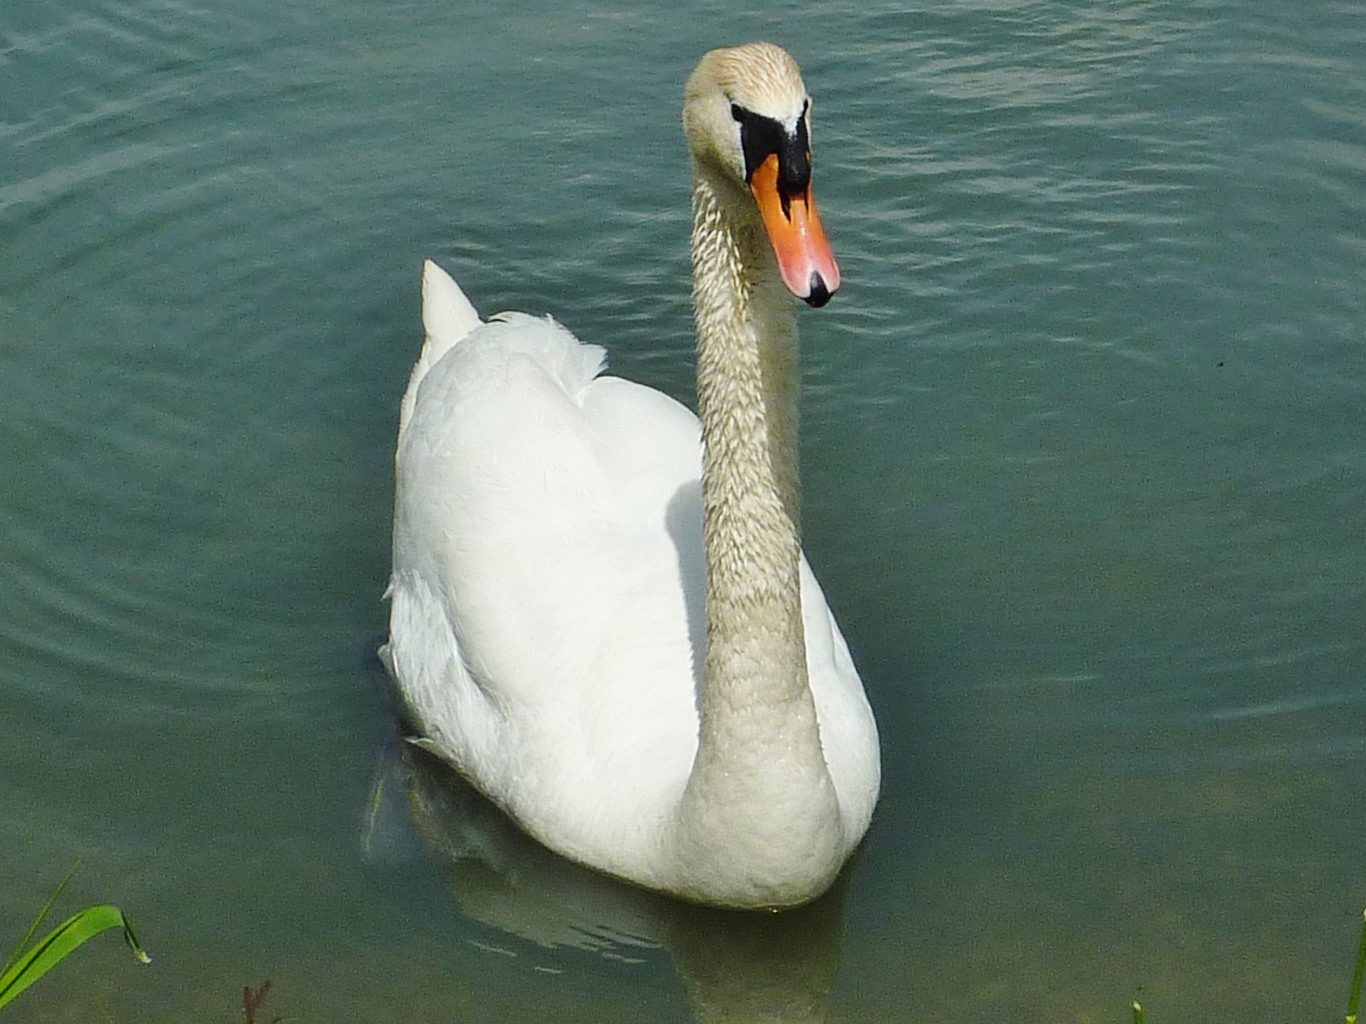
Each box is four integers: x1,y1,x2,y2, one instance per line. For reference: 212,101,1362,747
674,166,841,906
691,173,802,533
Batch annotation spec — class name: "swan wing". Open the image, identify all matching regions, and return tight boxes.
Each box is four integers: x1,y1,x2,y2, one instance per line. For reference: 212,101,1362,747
798,559,881,842
387,276,704,871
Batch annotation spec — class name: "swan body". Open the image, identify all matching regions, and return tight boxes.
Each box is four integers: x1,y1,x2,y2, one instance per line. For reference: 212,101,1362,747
384,43,879,909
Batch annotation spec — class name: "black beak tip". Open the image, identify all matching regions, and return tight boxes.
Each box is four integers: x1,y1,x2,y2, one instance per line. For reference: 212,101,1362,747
803,272,833,308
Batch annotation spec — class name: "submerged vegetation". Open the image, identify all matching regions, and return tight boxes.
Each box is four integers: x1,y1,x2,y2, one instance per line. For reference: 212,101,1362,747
0,867,149,1013
242,979,273,1024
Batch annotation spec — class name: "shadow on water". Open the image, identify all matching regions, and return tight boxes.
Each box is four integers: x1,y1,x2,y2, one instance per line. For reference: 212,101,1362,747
375,740,849,1024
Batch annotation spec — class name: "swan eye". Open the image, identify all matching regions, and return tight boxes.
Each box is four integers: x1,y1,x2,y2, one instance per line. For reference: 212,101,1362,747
733,104,811,200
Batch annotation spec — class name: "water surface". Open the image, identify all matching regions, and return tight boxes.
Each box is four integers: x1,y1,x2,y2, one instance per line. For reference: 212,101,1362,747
3,0,1364,1020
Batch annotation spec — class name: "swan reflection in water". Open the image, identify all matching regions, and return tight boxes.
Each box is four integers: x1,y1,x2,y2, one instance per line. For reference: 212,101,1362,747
365,738,851,1024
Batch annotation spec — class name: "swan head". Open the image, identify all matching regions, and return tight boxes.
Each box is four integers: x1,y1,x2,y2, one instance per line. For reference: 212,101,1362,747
683,42,840,307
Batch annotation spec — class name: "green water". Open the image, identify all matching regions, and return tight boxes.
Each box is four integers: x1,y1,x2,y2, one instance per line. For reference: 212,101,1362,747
2,0,1363,1020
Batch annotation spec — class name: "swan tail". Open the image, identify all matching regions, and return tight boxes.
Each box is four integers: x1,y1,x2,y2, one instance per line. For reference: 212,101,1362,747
422,259,482,355
398,260,485,433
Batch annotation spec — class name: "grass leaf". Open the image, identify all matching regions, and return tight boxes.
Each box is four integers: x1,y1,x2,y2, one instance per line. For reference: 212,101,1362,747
1346,906,1366,1024
2,865,79,976
0,904,150,1011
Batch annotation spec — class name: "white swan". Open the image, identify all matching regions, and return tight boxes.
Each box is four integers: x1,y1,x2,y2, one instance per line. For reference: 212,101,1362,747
383,42,879,909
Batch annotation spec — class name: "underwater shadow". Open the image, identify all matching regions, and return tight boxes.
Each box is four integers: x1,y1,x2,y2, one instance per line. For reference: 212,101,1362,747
391,742,850,1024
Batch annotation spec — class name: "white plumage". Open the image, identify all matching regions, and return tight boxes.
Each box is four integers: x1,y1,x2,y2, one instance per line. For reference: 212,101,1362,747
384,43,879,909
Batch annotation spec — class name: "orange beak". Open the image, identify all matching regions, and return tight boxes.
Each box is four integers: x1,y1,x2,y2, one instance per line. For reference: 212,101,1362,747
749,153,841,307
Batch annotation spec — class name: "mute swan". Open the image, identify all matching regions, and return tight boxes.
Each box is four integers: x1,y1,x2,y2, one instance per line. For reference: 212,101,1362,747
383,42,879,909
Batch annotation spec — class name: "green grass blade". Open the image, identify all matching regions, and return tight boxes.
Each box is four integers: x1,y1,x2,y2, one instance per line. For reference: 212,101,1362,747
0,904,150,1011
2,865,78,976
1346,906,1366,1024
